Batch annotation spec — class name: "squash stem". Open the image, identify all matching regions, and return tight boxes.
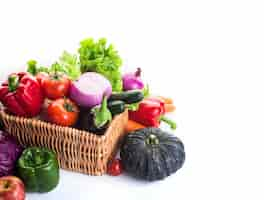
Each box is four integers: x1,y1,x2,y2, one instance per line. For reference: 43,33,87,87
146,134,159,145
160,116,176,130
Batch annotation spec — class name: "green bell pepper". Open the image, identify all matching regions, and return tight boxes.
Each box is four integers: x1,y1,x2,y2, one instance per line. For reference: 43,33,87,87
17,147,59,193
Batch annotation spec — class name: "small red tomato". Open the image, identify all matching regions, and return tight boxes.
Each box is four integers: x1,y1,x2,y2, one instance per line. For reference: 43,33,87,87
47,98,79,126
42,72,71,100
0,176,25,200
107,158,123,176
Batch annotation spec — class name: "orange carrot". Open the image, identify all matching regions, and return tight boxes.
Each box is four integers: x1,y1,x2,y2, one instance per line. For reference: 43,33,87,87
165,104,176,113
125,120,146,133
154,96,174,104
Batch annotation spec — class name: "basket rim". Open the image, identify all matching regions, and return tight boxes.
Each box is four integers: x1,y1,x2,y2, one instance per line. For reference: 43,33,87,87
0,109,117,141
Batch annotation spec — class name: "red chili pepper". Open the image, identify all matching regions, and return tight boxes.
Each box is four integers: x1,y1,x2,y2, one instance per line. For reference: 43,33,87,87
0,72,44,117
129,98,176,129
107,158,123,176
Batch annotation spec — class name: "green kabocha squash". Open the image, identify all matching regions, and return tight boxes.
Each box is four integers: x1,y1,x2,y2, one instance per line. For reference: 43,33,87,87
120,127,185,181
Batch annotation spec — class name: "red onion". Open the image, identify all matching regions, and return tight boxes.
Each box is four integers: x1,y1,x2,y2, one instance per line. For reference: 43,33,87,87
122,68,144,91
69,72,112,108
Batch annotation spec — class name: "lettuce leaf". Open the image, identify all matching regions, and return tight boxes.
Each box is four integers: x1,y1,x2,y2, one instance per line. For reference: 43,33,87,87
58,51,81,80
27,51,81,81
78,38,123,91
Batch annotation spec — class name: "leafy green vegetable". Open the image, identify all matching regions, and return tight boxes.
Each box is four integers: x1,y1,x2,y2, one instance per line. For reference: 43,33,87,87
78,38,123,92
58,51,81,80
27,51,81,80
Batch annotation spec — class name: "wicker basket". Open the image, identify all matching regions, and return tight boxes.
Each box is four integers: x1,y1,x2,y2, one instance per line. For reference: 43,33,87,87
0,109,128,176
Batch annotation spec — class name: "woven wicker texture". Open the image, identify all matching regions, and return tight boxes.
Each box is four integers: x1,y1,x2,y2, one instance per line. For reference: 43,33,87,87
0,110,128,175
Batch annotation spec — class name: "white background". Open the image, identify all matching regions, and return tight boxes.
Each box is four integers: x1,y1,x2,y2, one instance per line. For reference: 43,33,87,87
0,0,264,199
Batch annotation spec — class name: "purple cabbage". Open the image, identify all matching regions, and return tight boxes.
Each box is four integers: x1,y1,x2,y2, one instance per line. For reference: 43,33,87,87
0,130,23,177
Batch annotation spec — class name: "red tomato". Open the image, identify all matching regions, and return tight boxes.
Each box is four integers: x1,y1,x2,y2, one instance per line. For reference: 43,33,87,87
42,73,71,100
107,159,123,176
47,98,79,126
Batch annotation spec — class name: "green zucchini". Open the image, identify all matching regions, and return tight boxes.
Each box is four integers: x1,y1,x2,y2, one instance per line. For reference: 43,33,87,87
108,100,126,115
109,90,144,104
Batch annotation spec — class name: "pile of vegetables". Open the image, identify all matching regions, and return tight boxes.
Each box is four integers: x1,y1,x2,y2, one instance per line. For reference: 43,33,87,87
0,37,184,199
0,131,59,199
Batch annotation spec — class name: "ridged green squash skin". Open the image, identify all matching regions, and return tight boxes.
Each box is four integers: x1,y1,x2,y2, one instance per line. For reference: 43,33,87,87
120,127,185,181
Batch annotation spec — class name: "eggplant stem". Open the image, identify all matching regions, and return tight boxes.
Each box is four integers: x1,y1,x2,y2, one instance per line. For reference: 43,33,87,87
100,95,108,113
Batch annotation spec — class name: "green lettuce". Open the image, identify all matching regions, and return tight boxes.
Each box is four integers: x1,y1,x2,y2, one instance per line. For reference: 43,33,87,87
58,51,81,80
27,51,81,81
78,38,123,92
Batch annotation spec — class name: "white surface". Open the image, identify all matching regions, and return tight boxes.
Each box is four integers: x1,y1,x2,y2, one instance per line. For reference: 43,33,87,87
0,0,264,199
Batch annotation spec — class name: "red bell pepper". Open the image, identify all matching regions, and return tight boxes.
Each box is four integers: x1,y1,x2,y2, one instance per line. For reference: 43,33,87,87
129,98,176,129
0,72,43,117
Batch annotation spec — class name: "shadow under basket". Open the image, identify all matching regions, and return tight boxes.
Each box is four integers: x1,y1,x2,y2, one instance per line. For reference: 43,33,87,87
0,110,128,176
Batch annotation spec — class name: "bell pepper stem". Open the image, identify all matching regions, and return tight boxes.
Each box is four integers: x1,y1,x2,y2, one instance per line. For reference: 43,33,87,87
31,150,43,165
27,60,38,75
160,115,176,130
34,153,43,165
8,74,19,92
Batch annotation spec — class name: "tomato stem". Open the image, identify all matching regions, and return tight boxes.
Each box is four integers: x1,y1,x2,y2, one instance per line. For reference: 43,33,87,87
63,102,74,112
